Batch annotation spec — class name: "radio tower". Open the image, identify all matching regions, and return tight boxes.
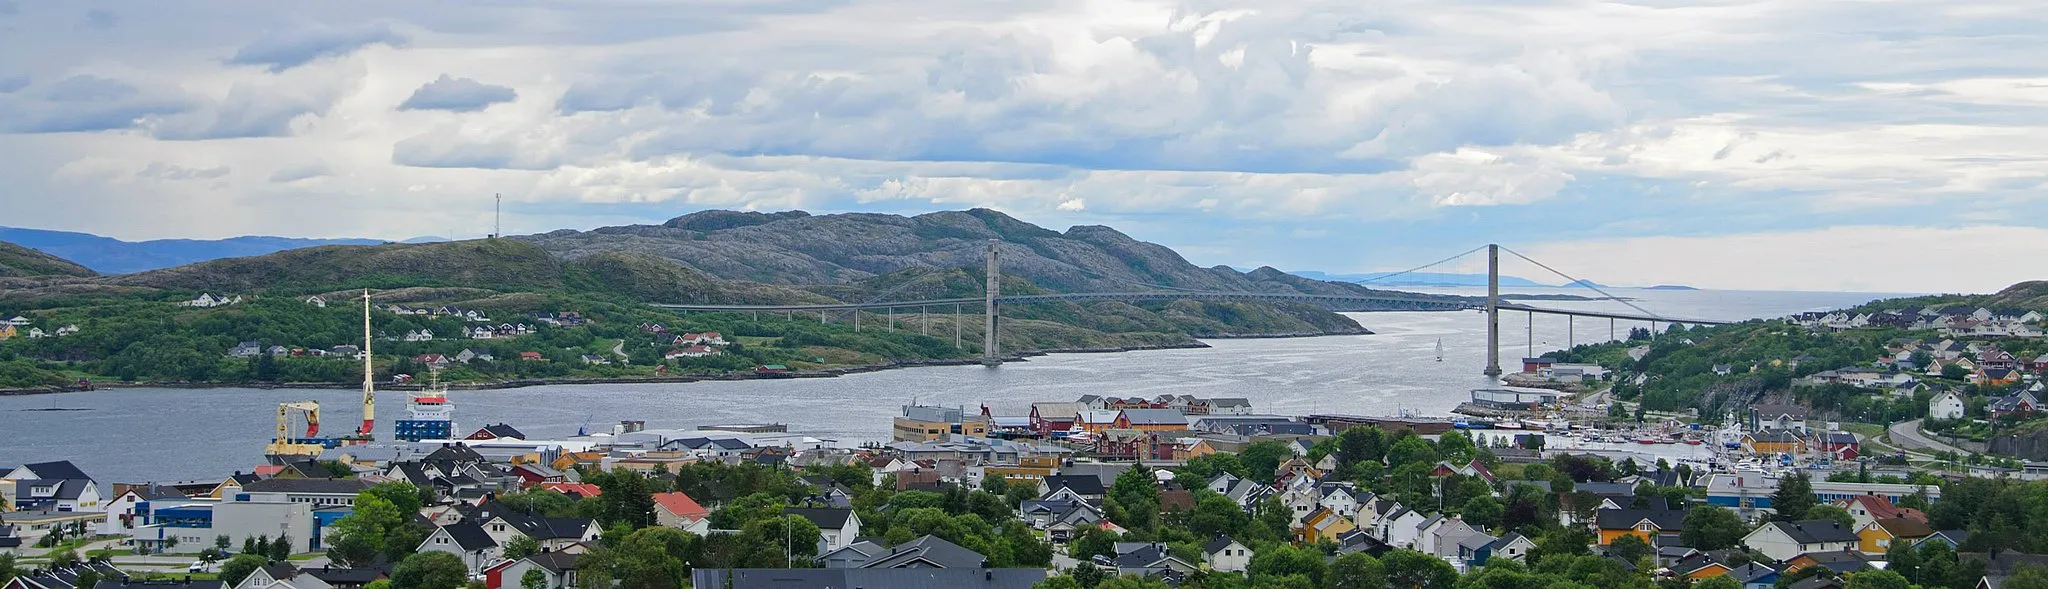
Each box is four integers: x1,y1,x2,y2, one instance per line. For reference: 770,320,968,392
492,193,501,239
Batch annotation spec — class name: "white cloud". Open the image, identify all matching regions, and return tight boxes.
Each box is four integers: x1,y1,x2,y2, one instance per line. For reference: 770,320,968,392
1523,226,2048,292
0,0,2043,292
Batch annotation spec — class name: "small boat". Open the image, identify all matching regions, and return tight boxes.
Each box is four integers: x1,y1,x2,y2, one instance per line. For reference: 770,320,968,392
1435,339,1444,362
1453,418,1495,430
1495,420,1524,430
1635,438,1661,445
1683,440,1704,445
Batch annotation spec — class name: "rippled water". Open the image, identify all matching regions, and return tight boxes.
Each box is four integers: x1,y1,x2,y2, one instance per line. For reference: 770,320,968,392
0,287,1906,482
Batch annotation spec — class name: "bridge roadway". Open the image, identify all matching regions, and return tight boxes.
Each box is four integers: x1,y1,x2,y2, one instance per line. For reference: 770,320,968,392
652,291,1732,325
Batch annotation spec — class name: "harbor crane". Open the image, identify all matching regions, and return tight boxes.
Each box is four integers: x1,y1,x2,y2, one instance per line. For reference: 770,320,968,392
264,401,333,462
335,289,376,445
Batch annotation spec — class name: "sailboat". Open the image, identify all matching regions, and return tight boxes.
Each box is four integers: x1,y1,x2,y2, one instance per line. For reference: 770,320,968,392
1435,339,1444,362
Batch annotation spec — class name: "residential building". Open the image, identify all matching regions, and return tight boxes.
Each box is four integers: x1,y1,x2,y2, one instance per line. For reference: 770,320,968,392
484,553,578,589
1929,391,1966,421
784,508,862,553
1112,408,1188,432
1202,536,1252,573
652,492,710,534
689,568,1046,589
1741,520,1860,562
1595,507,1686,546
1857,517,1933,554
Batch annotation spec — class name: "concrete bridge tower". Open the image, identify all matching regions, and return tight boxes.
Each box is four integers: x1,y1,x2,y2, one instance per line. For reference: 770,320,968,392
982,240,1001,366
1484,244,1502,378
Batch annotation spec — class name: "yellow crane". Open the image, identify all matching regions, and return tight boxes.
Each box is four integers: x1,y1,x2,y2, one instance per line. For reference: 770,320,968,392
264,401,329,462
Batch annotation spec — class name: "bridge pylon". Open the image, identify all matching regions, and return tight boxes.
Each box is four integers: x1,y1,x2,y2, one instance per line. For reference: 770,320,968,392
1483,243,1503,378
982,239,1001,366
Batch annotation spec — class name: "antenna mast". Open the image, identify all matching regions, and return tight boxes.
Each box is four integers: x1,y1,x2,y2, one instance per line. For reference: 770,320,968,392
493,193,502,239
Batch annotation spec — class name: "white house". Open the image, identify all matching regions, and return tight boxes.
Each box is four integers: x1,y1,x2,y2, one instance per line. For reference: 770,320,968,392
1201,536,1252,573
404,330,435,342
1929,391,1966,421
785,508,862,553
1740,520,1860,562
303,296,327,308
1381,507,1428,547
488,553,579,589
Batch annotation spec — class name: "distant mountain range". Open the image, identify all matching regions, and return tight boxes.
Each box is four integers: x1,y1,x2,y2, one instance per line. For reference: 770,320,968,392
0,227,443,274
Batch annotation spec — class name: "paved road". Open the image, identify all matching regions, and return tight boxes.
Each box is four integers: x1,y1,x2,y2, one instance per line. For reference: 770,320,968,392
1889,419,1973,456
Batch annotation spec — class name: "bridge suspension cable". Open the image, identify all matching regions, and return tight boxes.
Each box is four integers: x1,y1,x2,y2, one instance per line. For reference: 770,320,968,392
1496,246,1671,322
1349,245,1490,285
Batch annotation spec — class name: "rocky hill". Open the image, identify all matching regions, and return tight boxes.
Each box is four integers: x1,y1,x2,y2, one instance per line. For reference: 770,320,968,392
521,209,1432,301
1986,281,2048,310
0,241,96,278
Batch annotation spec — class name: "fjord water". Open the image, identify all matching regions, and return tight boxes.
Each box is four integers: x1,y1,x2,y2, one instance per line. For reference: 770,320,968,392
0,287,1903,482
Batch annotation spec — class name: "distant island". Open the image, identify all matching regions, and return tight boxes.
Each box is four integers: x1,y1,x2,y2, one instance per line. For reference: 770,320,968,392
1644,285,1700,291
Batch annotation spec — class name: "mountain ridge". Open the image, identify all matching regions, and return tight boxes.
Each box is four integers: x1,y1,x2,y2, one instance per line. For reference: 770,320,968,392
0,241,97,278
0,227,448,275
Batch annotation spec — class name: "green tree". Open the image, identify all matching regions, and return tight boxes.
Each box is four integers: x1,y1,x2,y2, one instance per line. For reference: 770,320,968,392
591,469,658,529
1693,576,1741,589
1609,533,1652,567
1386,437,1440,469
73,569,100,589
503,536,540,560
521,569,549,589
219,554,269,586
1337,426,1387,471
1072,563,1110,588
49,548,79,569
1682,506,1749,551
214,535,232,553
2004,567,2048,589
1248,544,1327,586
327,493,420,565
1381,549,1457,589
1885,539,1920,582
1846,569,1911,589
366,482,426,516
392,551,470,589
983,473,1009,496
1071,528,1121,561
269,535,292,561
1436,431,1476,465
1807,505,1855,529
1326,553,1385,589
1461,496,1503,530
1187,493,1250,539
1771,472,1816,521
1239,441,1293,483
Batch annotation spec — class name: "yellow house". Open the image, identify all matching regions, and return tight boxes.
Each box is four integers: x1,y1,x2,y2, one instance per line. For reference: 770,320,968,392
1596,509,1685,546
1859,518,1934,554
1685,563,1732,581
0,325,15,340
1297,508,1356,543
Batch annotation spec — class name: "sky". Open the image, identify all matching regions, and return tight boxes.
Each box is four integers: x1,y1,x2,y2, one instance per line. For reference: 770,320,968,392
1,1,2045,293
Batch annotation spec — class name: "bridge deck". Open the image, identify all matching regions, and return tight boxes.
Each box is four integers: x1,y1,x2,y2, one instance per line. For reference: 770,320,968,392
652,291,1730,325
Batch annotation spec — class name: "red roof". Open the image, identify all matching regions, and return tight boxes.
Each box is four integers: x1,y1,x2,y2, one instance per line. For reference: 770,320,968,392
541,482,602,497
652,492,709,520
1834,495,1927,523
253,465,286,476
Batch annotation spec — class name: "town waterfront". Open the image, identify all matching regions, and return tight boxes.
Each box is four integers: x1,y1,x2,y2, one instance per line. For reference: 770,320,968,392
0,287,1905,483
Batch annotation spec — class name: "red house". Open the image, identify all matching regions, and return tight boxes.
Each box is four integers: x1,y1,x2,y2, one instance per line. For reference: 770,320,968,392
1815,431,1860,460
1030,402,1086,436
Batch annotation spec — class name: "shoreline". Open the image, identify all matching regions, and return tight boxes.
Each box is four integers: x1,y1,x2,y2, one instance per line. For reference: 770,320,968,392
0,330,1366,397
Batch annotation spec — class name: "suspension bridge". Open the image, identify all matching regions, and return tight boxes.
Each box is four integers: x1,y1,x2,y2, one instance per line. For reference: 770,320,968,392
651,243,1729,376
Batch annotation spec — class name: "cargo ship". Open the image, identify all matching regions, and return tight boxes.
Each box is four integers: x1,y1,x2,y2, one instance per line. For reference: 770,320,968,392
393,377,455,442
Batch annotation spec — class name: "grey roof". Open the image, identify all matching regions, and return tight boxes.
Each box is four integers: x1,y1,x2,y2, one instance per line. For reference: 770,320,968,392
860,535,988,569
691,568,1047,589
1458,533,1499,551
1577,482,1635,497
522,552,581,573
19,479,94,500
1042,475,1107,496
1202,535,1242,555
16,461,91,480
1594,508,1686,531
240,478,371,495
471,424,526,439
123,484,188,501
437,522,498,551
1728,562,1780,583
1118,408,1188,426
1210,398,1252,408
300,565,392,585
784,507,855,529
1774,520,1859,544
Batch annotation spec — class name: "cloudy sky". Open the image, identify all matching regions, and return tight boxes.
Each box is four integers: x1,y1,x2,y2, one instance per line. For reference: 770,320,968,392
2,0,2044,292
